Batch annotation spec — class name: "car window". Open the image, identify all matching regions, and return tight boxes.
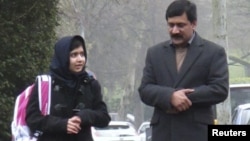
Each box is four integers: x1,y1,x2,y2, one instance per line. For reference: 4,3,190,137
230,86,250,113
241,109,250,124
232,105,250,124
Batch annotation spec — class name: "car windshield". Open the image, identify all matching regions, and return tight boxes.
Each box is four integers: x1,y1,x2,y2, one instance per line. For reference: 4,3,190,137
232,107,250,124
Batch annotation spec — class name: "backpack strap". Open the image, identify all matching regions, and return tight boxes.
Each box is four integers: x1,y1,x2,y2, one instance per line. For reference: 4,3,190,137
36,74,52,115
11,75,52,141
14,84,35,126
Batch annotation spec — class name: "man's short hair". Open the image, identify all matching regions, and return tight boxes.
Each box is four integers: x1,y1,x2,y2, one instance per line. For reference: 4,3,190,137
165,0,197,22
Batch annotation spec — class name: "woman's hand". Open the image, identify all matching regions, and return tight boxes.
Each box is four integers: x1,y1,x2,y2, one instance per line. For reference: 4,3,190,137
67,116,81,134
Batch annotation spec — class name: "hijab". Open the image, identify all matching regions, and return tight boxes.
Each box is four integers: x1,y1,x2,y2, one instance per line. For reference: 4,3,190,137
49,35,88,88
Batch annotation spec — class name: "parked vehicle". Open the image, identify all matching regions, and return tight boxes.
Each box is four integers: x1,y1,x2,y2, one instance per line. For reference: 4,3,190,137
232,103,250,124
92,121,140,141
138,121,151,141
230,84,250,113
214,84,250,124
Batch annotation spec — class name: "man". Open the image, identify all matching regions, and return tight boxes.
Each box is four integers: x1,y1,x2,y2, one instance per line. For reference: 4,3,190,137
138,0,229,141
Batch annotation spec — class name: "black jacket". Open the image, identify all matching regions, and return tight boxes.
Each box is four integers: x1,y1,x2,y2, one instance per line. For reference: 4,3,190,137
26,75,111,141
138,33,229,141
26,35,110,141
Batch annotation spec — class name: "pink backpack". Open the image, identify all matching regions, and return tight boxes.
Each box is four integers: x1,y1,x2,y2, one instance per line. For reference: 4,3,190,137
11,75,52,141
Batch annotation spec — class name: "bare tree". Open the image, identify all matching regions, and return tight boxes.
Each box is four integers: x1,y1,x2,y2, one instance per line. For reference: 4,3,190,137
212,0,231,124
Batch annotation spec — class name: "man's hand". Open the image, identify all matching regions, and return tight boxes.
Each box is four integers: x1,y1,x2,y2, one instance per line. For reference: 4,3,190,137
67,116,81,134
171,89,194,112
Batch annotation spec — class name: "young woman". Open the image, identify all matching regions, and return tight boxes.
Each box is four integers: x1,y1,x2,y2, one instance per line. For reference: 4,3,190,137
26,35,111,141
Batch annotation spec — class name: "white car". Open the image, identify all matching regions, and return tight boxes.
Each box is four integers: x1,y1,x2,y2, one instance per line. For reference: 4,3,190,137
137,121,150,141
232,103,250,124
92,121,140,141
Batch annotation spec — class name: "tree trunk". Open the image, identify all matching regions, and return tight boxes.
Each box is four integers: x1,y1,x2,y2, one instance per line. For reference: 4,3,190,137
212,0,231,124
